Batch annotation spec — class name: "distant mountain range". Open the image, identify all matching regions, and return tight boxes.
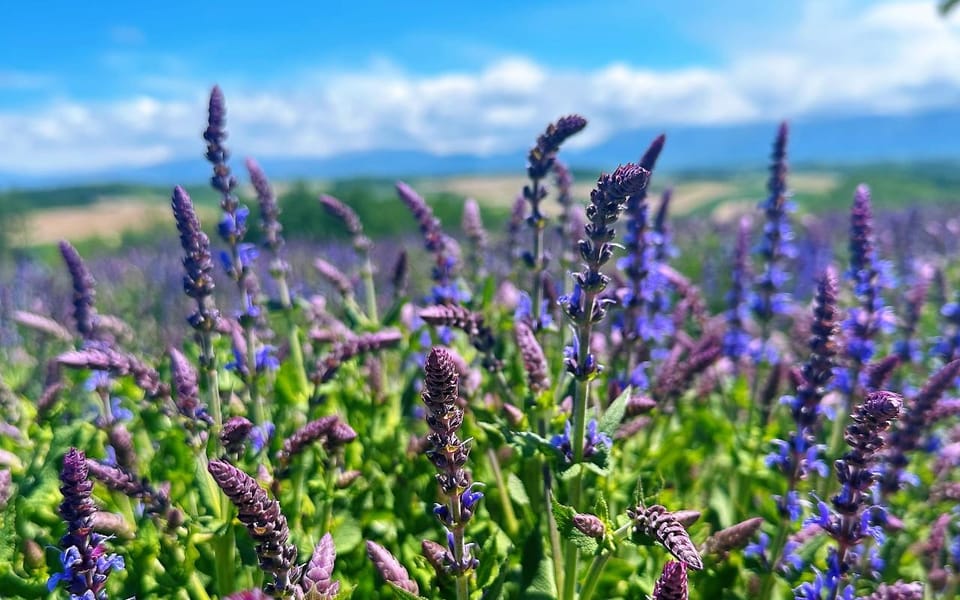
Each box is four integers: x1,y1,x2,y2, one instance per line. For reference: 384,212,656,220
2,109,959,188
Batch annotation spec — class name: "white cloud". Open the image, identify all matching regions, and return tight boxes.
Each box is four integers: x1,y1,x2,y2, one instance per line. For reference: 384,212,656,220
1,0,958,175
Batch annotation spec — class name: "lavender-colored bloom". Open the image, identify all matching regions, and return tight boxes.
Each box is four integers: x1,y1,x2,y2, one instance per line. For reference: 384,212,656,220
551,418,611,463
319,194,370,250
221,416,254,455
652,560,688,600
58,347,167,398
169,348,212,425
628,504,703,570
619,135,673,355
837,185,891,392
750,123,795,346
277,415,357,471
396,181,463,305
245,158,284,253
515,291,552,330
723,217,753,362
171,185,219,331
299,533,340,599
514,320,550,393
58,240,98,341
801,391,902,597
366,540,419,594
249,422,275,453
207,459,299,596
882,360,960,495
48,448,124,600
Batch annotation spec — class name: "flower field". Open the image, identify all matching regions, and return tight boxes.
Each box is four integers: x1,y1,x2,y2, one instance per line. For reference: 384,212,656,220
1,85,959,600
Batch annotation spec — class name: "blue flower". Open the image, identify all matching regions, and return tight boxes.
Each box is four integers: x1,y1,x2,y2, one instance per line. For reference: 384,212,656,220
255,345,280,373
744,531,768,561
249,422,275,453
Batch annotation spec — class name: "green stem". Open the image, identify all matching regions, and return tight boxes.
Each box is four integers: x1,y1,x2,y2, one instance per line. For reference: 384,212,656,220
289,459,308,533
538,415,565,594
277,274,310,402
562,286,599,600
450,488,471,600
580,523,632,600
486,448,519,536
318,457,338,534
245,324,265,425
361,252,379,323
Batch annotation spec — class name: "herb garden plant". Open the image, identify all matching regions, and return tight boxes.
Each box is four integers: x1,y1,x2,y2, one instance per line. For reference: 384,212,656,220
2,85,959,600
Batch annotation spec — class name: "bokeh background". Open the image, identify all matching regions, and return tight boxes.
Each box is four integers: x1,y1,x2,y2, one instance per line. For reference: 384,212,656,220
1,0,959,279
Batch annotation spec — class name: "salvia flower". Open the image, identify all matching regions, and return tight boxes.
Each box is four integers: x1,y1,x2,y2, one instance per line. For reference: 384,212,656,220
652,560,689,600
171,185,219,332
245,157,284,254
58,347,167,398
572,513,606,539
881,359,960,495
861,581,923,600
366,540,419,595
221,416,254,455
701,517,765,557
627,504,703,570
48,448,125,599
618,135,671,353
750,122,796,353
319,194,370,251
396,181,463,305
768,268,840,518
299,533,340,599
838,185,893,393
169,348,212,426
58,240,98,341
207,459,299,596
551,419,611,464
420,304,499,371
314,330,403,384
422,347,480,579
514,320,550,393
85,458,169,516
461,198,488,278
723,217,753,362
276,415,357,472
801,391,902,598
12,310,73,342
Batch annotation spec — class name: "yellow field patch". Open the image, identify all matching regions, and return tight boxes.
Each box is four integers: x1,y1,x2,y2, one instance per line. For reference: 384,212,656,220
16,197,218,247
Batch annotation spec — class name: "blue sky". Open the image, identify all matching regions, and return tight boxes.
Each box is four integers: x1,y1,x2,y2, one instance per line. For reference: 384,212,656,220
1,0,958,175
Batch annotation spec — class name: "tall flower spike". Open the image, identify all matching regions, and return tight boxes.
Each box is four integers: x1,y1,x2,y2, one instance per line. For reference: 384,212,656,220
396,181,461,305
514,320,550,393
58,347,167,398
723,217,752,362
58,240,98,340
319,194,370,250
627,504,703,570
882,359,960,495
169,347,212,425
652,561,689,600
246,158,284,254
366,540,419,595
171,185,219,331
207,459,299,596
299,533,340,599
48,448,124,599
461,198,488,278
750,122,795,354
276,415,357,472
861,581,923,600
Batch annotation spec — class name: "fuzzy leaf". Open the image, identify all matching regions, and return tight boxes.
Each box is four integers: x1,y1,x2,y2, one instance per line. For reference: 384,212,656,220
551,496,599,555
598,386,631,437
388,582,427,600
507,473,531,506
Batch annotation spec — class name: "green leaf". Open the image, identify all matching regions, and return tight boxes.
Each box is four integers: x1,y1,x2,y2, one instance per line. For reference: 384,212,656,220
551,496,598,555
506,473,531,506
388,582,427,600
520,525,556,599
381,297,409,327
332,516,363,554
598,385,631,438
595,494,609,522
